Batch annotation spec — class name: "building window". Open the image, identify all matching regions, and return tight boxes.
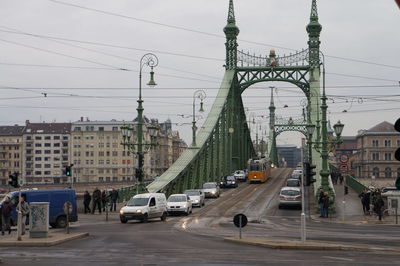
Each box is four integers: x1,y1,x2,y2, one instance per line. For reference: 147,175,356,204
35,136,42,140
397,168,400,178
54,136,60,140
54,143,60,147
35,157,42,161
373,167,379,178
372,153,379,161
35,150,42,154
385,167,392,178
385,153,392,161
384,140,391,147
34,171,41,175
106,177,110,182
44,164,51,168
54,150,60,154
35,164,41,168
44,171,51,175
99,151,104,156
74,127,81,132
372,140,379,147
99,127,104,131
35,143,42,147
99,177,104,182
112,151,118,156
44,150,51,154
112,127,118,131
44,143,51,147
45,136,51,140
26,136,32,140
63,136,68,140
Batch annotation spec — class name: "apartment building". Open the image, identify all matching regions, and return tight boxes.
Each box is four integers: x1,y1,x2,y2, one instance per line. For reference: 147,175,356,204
23,121,71,184
0,126,24,185
354,121,400,179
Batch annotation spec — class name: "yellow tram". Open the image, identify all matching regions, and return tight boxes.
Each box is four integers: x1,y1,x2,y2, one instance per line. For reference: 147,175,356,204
247,157,272,183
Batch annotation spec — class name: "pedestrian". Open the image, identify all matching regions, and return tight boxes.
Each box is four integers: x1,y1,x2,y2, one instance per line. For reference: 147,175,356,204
17,195,30,235
322,192,330,218
331,172,337,185
91,187,102,214
373,194,385,221
318,188,324,217
338,173,344,185
101,190,108,212
1,196,12,235
83,191,91,214
109,188,119,212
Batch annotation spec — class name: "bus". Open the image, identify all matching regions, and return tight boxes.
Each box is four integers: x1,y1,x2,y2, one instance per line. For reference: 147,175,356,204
247,157,272,183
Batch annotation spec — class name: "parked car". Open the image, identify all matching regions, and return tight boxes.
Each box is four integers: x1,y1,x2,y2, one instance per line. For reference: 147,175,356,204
184,189,205,207
119,193,167,223
202,182,220,198
278,187,302,209
167,194,192,215
285,178,301,187
0,189,77,228
233,170,246,182
220,175,238,188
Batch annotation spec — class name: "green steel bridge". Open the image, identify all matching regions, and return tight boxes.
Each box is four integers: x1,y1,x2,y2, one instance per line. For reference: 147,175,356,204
126,0,336,209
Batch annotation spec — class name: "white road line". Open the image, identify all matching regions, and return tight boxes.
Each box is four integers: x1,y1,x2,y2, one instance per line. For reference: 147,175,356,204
323,256,354,262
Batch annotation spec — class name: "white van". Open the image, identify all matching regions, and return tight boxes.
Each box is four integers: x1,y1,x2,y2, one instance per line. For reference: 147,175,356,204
119,193,167,223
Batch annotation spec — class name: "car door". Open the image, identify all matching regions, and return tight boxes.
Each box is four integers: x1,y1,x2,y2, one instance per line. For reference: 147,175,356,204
148,197,157,218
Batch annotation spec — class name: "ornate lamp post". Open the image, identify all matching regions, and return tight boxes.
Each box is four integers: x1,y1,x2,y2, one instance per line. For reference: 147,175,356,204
121,53,159,191
191,90,206,147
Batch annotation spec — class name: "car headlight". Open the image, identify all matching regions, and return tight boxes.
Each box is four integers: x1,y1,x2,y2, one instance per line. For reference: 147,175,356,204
135,209,142,213
120,210,124,215
194,199,199,203
211,191,216,194
232,181,236,184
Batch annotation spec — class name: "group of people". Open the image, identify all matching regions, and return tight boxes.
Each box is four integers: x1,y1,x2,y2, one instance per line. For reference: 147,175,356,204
359,188,385,220
318,188,330,218
1,195,30,236
331,171,344,185
83,188,119,214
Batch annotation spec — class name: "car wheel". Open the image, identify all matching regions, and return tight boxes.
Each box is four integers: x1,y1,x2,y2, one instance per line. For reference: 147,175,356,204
202,201,205,206
278,205,282,209
141,213,148,223
185,208,189,216
161,212,167,221
190,208,192,214
56,216,68,228
120,217,128,224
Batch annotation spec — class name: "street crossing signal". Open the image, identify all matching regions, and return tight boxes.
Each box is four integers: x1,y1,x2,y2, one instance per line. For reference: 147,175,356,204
65,165,72,176
304,162,316,186
8,172,19,188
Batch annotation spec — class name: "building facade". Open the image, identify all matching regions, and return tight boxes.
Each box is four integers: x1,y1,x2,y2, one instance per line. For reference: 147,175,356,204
0,126,25,185
23,121,71,184
354,121,400,179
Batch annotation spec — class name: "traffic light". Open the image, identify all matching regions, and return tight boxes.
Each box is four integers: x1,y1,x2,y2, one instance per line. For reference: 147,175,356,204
395,118,400,189
304,162,316,186
8,172,19,188
135,168,142,180
65,165,71,176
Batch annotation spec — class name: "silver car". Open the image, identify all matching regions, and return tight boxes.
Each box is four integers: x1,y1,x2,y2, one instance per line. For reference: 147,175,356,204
184,189,205,207
202,182,220,198
233,170,246,182
278,187,302,208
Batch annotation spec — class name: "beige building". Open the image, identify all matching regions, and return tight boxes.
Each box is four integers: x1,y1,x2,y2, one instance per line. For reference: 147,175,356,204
0,126,24,185
354,121,400,179
23,121,71,184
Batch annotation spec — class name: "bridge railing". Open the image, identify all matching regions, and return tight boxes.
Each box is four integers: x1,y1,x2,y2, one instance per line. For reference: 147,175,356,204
345,174,369,195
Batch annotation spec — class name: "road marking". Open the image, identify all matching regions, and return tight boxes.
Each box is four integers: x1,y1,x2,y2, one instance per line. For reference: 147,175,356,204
323,256,354,262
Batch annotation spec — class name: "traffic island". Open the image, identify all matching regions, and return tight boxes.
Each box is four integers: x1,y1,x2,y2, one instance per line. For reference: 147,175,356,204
0,232,89,247
224,237,399,252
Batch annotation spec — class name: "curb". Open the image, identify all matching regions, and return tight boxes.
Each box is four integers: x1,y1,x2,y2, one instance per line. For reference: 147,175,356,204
224,237,398,252
0,232,89,247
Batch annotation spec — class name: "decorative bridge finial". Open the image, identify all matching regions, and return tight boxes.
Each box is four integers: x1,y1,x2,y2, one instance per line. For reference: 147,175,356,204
227,0,236,24
310,0,319,21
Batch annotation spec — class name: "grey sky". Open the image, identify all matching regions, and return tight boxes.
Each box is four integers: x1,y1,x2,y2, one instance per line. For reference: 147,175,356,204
0,0,399,146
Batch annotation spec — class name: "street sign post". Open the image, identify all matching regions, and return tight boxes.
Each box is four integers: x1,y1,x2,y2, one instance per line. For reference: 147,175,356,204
233,213,247,239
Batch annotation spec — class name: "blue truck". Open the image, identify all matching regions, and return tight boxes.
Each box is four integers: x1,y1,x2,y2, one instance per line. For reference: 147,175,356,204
0,189,78,228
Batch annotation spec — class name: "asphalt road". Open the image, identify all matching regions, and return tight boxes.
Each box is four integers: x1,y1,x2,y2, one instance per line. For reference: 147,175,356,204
1,169,400,265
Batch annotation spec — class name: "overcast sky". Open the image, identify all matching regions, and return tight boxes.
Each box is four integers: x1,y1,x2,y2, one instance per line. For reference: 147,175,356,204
0,0,399,146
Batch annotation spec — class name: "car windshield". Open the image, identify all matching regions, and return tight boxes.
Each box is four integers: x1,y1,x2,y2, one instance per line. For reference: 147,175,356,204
203,183,216,189
287,180,300,186
127,197,149,206
185,190,200,196
168,195,186,202
281,190,300,196
235,171,243,175
227,176,235,181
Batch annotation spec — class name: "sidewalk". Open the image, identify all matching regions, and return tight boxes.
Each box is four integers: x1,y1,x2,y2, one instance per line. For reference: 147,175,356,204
224,237,400,252
323,184,400,225
0,231,89,247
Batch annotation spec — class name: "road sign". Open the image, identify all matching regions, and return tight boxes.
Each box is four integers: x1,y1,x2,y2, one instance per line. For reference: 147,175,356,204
19,179,24,186
233,213,247,228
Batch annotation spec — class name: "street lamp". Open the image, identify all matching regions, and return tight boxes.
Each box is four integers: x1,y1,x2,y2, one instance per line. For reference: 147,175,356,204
191,90,206,147
121,53,159,191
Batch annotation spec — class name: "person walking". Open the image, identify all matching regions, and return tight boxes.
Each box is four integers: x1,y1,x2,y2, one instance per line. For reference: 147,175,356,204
101,190,108,212
109,188,119,212
83,191,91,214
1,196,12,235
338,173,344,185
322,192,330,218
17,195,30,235
318,188,324,217
91,187,102,214
373,194,385,221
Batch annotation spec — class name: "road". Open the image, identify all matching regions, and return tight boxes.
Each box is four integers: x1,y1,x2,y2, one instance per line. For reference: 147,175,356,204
1,168,400,265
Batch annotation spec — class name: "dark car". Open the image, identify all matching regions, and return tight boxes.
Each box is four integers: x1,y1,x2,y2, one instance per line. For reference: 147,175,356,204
220,175,238,188
285,178,301,187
